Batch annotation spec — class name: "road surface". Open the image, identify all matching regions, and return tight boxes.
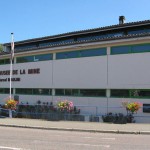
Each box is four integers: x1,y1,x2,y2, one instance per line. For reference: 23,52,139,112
0,126,149,150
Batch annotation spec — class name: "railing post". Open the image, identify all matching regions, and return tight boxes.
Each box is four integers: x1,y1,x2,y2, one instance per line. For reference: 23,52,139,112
9,109,12,118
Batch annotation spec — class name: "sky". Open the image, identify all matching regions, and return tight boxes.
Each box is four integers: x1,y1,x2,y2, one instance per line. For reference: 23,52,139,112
1,0,150,44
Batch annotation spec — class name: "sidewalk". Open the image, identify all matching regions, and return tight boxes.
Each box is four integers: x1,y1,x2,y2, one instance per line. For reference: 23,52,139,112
0,118,150,134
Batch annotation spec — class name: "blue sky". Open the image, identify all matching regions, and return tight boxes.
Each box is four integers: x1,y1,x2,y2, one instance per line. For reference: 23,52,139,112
1,0,150,43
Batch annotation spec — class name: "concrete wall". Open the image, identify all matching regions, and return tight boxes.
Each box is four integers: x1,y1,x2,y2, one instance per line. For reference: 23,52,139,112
108,53,150,89
53,56,107,88
0,46,150,123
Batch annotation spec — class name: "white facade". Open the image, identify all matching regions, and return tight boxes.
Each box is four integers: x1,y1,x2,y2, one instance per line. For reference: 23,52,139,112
1,37,150,123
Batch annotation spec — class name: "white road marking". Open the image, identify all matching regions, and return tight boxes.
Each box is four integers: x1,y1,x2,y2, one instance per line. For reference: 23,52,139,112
0,146,29,150
83,136,93,139
101,138,116,140
0,146,22,150
71,143,110,148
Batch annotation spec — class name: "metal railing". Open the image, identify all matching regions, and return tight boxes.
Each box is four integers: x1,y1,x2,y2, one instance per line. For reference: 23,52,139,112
0,105,150,123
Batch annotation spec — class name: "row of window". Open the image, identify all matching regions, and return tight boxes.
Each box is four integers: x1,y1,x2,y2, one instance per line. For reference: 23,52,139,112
55,89,106,96
16,54,53,63
1,43,150,65
1,88,150,98
111,43,150,54
111,89,150,98
14,27,150,50
0,59,10,65
56,48,106,59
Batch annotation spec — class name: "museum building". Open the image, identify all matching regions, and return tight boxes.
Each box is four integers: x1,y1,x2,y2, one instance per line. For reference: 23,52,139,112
1,16,150,122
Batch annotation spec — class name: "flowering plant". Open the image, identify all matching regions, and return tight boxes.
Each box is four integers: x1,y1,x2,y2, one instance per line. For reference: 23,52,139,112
4,99,18,110
126,102,141,113
122,101,141,114
57,100,74,113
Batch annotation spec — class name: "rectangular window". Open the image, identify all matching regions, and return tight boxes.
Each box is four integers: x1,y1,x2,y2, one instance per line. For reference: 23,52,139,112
0,88,12,94
16,54,52,63
111,46,131,54
143,104,150,113
34,54,52,61
130,90,150,98
111,89,130,98
55,89,65,96
15,45,37,50
16,88,51,95
128,29,146,35
0,59,5,65
72,89,79,96
79,89,106,97
16,88,32,95
56,48,106,60
56,51,79,59
132,44,150,53
0,59,10,65
32,89,51,95
65,89,72,96
64,89,79,96
16,56,33,63
80,48,106,57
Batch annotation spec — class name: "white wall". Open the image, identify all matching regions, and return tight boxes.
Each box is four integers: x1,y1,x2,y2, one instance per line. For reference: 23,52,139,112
108,53,150,89
53,56,107,88
0,61,53,88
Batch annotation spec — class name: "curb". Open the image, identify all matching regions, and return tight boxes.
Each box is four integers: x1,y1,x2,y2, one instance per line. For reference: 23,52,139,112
0,124,149,135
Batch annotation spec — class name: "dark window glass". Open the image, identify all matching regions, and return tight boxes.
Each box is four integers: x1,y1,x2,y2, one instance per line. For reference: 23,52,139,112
0,89,4,93
80,48,106,57
39,39,74,47
56,51,79,59
55,89,65,96
16,56,33,63
0,88,12,94
0,59,4,65
15,45,37,50
111,90,130,98
34,54,52,61
77,36,92,41
5,59,10,64
77,32,123,41
65,89,72,96
67,51,79,58
131,90,150,98
56,53,67,59
33,89,51,95
16,54,52,63
132,44,150,53
143,104,150,113
111,46,130,54
72,89,79,96
16,88,32,95
80,89,106,97
0,59,10,65
128,29,146,35
4,89,10,94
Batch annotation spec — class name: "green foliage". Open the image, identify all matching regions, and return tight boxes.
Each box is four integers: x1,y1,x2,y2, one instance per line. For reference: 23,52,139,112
0,44,3,52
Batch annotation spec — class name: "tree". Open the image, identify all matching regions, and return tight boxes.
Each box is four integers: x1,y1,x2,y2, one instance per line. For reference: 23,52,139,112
0,44,3,52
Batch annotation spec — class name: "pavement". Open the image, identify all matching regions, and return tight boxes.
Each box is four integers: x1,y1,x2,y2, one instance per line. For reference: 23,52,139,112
0,118,150,135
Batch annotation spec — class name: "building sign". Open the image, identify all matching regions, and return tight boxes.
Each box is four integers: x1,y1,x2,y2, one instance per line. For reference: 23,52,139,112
0,68,40,82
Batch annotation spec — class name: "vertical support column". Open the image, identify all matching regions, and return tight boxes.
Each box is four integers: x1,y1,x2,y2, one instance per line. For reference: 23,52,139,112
52,53,56,103
107,46,111,55
53,53,56,60
13,88,15,97
106,89,111,113
106,89,111,97
14,57,16,64
106,47,110,113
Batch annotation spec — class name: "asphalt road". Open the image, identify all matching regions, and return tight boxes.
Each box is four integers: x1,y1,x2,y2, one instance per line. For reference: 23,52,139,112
0,127,150,150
